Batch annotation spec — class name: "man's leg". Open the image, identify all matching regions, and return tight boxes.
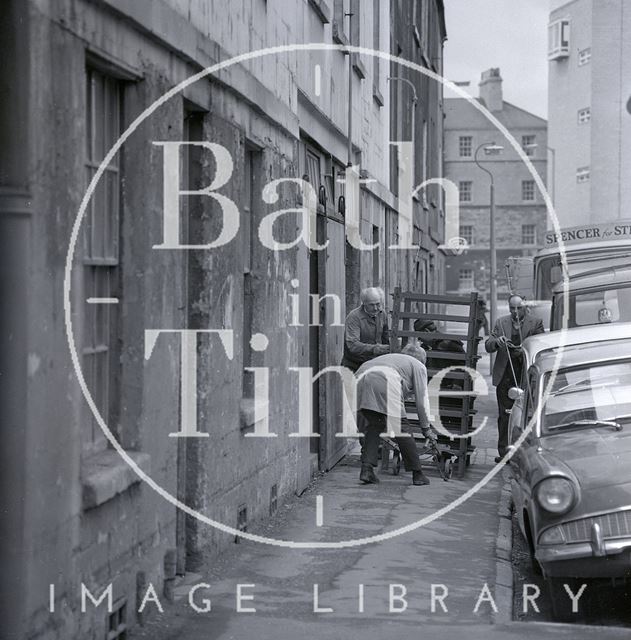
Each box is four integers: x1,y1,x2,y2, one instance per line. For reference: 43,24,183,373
358,409,383,467
394,417,422,472
357,409,369,465
496,376,514,457
358,410,383,483
395,417,429,485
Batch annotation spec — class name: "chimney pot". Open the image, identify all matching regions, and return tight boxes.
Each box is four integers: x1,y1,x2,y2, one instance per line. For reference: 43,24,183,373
479,68,503,112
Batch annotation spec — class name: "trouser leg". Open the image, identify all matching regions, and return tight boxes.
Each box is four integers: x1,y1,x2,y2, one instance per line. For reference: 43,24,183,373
359,411,422,471
358,410,381,467
496,376,514,457
394,416,422,472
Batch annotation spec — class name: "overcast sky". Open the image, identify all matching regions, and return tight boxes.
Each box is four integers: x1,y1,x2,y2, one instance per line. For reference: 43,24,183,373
443,0,551,119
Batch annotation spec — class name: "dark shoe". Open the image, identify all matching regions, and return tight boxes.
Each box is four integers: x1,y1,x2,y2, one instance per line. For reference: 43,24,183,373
412,470,430,486
494,456,502,463
360,464,380,484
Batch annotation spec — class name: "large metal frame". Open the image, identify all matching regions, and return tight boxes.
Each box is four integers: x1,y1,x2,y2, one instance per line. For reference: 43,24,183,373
389,288,481,478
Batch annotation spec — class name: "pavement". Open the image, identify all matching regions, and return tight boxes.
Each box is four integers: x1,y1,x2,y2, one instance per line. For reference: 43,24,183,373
130,354,629,640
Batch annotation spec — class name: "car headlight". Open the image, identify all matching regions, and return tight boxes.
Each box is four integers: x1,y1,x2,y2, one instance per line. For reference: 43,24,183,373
535,477,576,514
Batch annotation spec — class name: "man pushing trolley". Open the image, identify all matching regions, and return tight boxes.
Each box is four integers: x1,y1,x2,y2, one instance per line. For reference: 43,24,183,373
355,343,436,486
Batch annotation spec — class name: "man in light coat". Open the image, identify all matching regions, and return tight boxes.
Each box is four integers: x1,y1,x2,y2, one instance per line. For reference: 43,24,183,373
355,343,435,486
485,295,545,462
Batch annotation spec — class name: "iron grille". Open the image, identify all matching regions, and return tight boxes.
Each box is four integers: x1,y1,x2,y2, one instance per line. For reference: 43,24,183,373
561,509,631,543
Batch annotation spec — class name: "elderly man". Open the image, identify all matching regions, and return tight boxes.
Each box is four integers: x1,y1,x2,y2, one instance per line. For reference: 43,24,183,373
341,287,390,373
486,294,545,462
355,343,434,486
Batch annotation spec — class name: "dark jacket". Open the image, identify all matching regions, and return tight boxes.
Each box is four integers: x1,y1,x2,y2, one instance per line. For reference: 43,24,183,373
485,314,545,385
341,306,389,372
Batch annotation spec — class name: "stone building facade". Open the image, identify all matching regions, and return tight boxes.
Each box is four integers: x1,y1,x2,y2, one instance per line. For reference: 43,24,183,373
443,69,548,300
0,1,446,638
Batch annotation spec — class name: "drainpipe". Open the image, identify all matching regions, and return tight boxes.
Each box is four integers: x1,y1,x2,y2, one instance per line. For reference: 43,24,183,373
0,1,31,637
346,11,354,167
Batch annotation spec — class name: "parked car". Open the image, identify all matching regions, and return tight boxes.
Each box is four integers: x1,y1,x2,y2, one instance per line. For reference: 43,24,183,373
507,323,631,618
549,265,631,331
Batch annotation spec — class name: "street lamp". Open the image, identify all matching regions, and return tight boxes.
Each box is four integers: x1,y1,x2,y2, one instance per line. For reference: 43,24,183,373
474,142,503,338
387,76,418,150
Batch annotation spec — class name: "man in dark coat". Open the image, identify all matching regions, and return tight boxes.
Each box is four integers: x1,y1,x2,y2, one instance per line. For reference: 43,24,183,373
341,287,390,373
485,295,545,462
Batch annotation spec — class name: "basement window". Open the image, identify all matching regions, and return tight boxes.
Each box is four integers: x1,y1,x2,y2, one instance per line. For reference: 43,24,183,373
107,598,127,640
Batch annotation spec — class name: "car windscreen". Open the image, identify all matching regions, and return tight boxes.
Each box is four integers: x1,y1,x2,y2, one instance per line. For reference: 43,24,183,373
536,251,631,300
572,284,631,326
542,360,631,433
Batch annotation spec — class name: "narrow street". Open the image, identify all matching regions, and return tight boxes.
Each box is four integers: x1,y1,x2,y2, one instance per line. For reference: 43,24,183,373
129,355,627,640
132,355,503,639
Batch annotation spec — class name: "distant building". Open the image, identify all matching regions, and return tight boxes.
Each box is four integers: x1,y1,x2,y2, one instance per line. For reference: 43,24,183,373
443,69,548,300
548,0,631,226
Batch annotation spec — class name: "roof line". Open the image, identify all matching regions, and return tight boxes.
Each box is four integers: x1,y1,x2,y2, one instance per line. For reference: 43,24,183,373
502,100,547,124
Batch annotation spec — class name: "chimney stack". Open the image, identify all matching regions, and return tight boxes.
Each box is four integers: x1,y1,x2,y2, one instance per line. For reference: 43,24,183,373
479,68,503,112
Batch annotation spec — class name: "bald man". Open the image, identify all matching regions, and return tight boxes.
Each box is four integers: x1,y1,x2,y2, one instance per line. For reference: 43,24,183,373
485,295,544,462
341,287,390,373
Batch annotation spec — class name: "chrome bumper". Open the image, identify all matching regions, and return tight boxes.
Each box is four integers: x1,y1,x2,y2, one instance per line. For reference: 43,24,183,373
537,532,631,563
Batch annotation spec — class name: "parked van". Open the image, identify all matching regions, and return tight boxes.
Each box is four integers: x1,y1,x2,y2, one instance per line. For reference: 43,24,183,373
506,221,631,330
549,265,631,331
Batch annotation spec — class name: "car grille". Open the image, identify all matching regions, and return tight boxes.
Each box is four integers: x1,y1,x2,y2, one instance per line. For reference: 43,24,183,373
561,510,631,543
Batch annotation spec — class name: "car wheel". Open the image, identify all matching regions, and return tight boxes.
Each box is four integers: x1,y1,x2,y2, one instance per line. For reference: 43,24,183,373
545,577,586,622
524,518,542,576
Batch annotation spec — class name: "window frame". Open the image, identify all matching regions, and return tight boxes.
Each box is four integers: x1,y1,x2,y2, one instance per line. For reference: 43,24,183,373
458,180,472,203
82,65,124,455
459,224,474,245
521,134,536,156
548,18,570,60
332,0,351,45
459,136,472,158
576,166,590,183
458,268,475,291
521,223,537,246
578,47,591,66
577,107,591,125
521,179,536,202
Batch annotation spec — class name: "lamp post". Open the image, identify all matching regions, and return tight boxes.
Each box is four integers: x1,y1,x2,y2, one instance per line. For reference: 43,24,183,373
474,142,503,339
387,75,418,155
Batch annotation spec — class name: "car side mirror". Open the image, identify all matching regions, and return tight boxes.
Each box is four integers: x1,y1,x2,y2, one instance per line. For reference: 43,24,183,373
508,387,524,401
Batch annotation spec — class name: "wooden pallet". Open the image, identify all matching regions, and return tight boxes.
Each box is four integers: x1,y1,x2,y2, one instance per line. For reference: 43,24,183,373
389,287,481,478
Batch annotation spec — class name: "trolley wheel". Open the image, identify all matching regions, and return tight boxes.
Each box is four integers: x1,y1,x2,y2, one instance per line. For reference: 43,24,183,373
439,454,452,481
392,451,401,475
